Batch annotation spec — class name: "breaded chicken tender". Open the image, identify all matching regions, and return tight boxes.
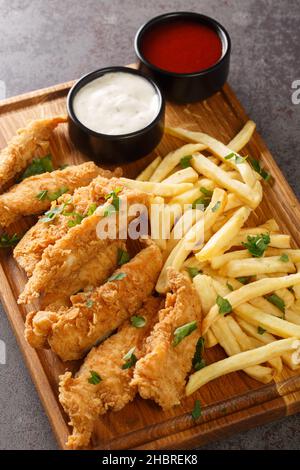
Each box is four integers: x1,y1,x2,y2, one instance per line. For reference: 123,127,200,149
18,183,150,304
131,268,201,409
0,161,108,227
0,116,67,192
14,172,122,276
25,240,163,360
59,296,161,449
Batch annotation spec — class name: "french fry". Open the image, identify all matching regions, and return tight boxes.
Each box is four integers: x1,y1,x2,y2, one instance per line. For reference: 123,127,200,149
232,233,291,249
222,256,296,278
150,196,167,251
186,338,300,395
224,193,243,212
156,188,227,293
165,208,204,257
192,152,262,208
195,207,252,262
166,124,257,186
149,143,206,182
225,315,282,374
211,318,274,384
206,278,274,383
193,274,217,315
211,249,251,270
166,120,256,154
120,178,193,197
202,272,300,334
136,156,162,181
162,166,199,184
168,178,215,206
237,318,300,370
167,127,257,187
234,303,300,338
204,330,218,348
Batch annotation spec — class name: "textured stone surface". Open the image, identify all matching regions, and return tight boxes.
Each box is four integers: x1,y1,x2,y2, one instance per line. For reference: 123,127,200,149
0,0,299,450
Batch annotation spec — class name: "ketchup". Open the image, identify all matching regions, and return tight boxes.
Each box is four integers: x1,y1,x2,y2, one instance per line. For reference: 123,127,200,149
141,19,223,74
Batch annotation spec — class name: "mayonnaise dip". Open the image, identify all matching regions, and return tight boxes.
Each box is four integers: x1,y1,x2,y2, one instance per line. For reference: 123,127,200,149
73,72,160,135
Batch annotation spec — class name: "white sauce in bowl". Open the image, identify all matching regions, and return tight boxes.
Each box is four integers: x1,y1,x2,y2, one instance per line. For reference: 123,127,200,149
73,72,160,135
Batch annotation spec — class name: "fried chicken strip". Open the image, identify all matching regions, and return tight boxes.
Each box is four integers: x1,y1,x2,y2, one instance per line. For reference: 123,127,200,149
131,268,201,409
59,296,161,449
0,116,67,192
25,239,125,349
18,183,150,304
25,240,163,360
14,171,122,276
0,161,109,227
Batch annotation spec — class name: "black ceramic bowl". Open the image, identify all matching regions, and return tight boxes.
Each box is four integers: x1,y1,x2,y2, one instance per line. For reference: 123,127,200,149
135,12,231,104
67,66,165,164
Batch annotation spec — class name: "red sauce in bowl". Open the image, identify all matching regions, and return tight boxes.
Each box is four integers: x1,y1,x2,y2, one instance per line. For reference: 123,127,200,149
141,19,223,74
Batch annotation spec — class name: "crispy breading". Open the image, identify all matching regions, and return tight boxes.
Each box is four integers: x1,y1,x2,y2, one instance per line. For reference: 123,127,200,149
131,268,202,409
59,296,161,449
13,172,122,276
0,116,67,192
0,161,109,228
25,240,163,360
18,182,150,304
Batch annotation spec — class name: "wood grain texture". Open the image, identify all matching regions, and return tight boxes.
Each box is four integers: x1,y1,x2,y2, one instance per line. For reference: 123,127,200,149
0,76,300,450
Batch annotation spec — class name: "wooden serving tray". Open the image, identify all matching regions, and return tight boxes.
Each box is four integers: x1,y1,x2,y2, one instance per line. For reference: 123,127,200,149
0,77,300,450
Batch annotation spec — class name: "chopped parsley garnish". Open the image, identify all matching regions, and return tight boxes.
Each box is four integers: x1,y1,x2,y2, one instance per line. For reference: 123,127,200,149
117,249,130,266
47,186,69,201
265,293,285,314
200,187,213,197
180,155,193,169
236,276,252,285
0,233,20,248
104,187,122,216
186,267,202,279
216,295,232,315
86,299,94,308
36,190,48,201
87,203,97,216
88,370,102,385
257,326,266,335
173,321,197,347
191,399,202,420
131,315,146,328
121,347,137,369
226,282,234,291
66,212,84,227
242,233,270,258
249,157,274,183
192,187,213,210
21,155,53,180
107,272,127,282
211,201,221,212
36,186,69,202
192,337,205,371
225,152,247,164
40,204,66,223
279,253,289,263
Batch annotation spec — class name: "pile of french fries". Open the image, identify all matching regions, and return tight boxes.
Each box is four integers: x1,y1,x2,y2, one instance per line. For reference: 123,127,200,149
121,121,300,396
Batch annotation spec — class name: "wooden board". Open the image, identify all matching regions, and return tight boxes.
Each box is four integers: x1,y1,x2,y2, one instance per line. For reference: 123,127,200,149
1,76,300,451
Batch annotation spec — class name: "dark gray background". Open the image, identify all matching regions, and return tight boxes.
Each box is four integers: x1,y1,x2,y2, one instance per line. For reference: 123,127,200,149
0,0,299,450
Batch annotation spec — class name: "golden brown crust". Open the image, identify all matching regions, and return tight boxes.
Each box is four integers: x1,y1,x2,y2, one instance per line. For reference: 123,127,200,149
132,268,202,409
13,172,121,276
0,116,67,192
0,161,108,228
18,184,149,304
59,296,161,449
26,241,162,360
